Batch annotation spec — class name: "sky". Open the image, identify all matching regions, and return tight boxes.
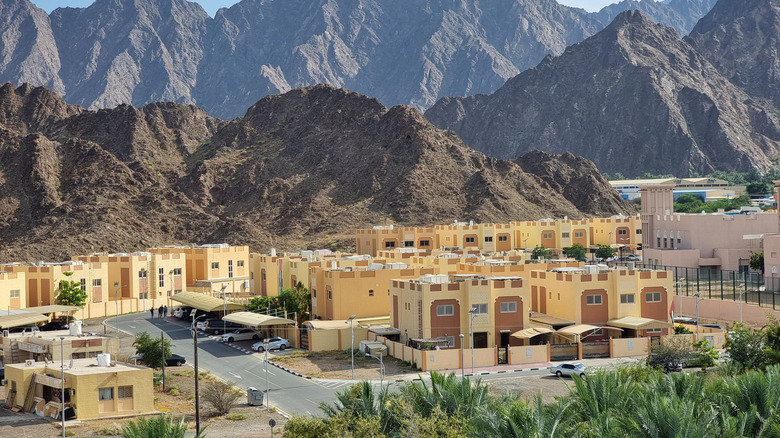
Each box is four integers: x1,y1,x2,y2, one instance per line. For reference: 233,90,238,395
34,0,623,17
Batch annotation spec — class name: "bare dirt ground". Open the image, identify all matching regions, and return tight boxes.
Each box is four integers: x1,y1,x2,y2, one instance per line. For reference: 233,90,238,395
270,350,419,381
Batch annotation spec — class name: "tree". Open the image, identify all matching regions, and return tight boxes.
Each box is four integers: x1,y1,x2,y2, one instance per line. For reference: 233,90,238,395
690,339,719,369
724,323,766,371
245,295,278,312
121,414,204,438
277,282,312,324
595,245,615,260
133,331,173,370
648,335,692,371
55,271,88,307
750,251,765,274
765,314,780,366
530,245,551,260
202,380,242,416
564,244,586,260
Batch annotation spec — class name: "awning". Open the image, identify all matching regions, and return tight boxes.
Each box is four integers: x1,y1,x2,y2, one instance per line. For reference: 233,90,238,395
369,327,401,336
223,312,295,327
529,311,575,328
170,292,244,312
607,316,672,330
0,312,49,329
302,320,349,330
557,324,623,335
511,327,555,339
21,305,79,314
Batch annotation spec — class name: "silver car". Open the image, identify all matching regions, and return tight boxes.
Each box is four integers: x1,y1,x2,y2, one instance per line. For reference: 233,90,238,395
252,337,290,352
550,362,588,377
221,328,261,342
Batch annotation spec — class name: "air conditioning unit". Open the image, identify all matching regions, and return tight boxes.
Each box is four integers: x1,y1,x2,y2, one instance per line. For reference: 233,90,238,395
25,359,35,367
2,330,9,337
1,379,8,386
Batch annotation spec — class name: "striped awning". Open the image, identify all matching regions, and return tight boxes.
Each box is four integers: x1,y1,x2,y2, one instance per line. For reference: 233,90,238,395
0,312,49,329
170,292,244,312
223,312,295,327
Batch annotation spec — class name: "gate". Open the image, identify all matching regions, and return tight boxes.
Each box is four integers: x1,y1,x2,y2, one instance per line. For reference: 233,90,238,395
581,342,609,359
550,343,578,361
497,346,508,364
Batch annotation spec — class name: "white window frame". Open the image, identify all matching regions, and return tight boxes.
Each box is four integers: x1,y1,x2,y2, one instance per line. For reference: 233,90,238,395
500,302,517,313
620,294,635,304
498,235,508,242
436,304,454,316
9,289,20,299
586,295,602,305
99,387,114,401
159,267,165,287
92,279,102,287
484,236,493,242
118,385,133,399
471,303,488,314
645,292,662,303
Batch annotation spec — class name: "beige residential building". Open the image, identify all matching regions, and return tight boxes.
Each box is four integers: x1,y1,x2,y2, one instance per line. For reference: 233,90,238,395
2,262,109,308
0,271,26,311
148,244,249,294
74,252,186,301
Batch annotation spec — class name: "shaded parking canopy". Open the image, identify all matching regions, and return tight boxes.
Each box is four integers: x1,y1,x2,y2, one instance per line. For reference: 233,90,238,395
529,311,576,330
511,326,555,339
607,316,672,330
22,305,79,314
557,324,623,341
0,312,49,329
223,312,295,328
170,292,244,312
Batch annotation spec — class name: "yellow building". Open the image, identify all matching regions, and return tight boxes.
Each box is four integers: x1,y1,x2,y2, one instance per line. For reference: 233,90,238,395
74,252,187,301
528,266,673,337
390,274,529,349
5,358,154,420
2,262,109,307
586,216,642,251
148,244,249,294
356,226,437,256
0,271,26,310
0,331,120,364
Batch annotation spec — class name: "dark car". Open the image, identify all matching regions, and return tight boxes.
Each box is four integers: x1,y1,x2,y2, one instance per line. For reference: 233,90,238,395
647,354,684,373
131,353,186,367
8,324,40,333
40,316,79,331
204,319,244,335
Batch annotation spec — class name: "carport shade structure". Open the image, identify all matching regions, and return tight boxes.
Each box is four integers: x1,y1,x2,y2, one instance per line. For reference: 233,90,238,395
606,316,673,330
557,324,623,342
511,326,555,340
170,291,244,312
222,312,296,328
0,312,49,329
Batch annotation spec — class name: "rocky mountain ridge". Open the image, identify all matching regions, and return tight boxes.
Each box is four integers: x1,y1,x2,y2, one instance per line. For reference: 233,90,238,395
425,9,780,176
0,0,716,119
0,82,632,263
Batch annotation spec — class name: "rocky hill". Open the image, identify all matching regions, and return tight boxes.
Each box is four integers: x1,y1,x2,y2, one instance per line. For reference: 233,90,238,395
425,10,780,176
0,0,716,119
592,0,718,36
0,82,632,262
687,0,780,110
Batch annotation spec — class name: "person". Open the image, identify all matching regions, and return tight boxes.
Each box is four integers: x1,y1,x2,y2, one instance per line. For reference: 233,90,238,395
163,305,168,318
150,308,154,319
158,306,163,318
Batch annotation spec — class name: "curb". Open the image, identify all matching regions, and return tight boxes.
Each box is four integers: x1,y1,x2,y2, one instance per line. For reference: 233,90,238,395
101,318,133,336
221,341,253,355
267,360,313,379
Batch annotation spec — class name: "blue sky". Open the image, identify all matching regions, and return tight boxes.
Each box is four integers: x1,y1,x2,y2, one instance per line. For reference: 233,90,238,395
33,1,622,17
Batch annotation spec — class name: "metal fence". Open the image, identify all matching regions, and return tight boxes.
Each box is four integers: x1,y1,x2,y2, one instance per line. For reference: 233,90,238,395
612,262,779,311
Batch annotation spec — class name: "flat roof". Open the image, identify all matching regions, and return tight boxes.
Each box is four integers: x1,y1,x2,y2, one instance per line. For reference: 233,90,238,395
223,312,295,327
21,305,79,314
170,291,244,312
7,357,148,375
0,312,49,329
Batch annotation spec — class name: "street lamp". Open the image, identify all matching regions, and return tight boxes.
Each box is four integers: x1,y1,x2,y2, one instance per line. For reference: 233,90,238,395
346,315,356,379
216,284,228,335
264,338,270,412
468,308,477,374
459,334,464,377
190,315,205,435
364,350,385,386
113,282,126,333
695,293,701,338
523,238,529,249
60,335,65,438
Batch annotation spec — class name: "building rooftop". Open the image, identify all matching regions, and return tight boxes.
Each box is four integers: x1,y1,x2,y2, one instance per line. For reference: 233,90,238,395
7,357,147,374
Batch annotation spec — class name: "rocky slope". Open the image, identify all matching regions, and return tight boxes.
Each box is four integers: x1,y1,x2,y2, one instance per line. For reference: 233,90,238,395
687,0,780,110
0,0,716,119
0,82,632,262
592,0,718,35
425,10,780,176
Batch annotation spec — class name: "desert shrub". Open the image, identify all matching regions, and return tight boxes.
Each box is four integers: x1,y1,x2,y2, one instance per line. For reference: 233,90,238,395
202,380,242,416
226,413,248,421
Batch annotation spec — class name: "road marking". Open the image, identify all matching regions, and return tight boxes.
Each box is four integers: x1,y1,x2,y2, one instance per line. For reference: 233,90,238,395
230,373,242,380
128,325,136,329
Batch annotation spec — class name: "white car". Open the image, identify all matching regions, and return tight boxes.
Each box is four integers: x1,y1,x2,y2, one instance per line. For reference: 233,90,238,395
251,337,290,352
550,363,588,377
221,328,261,342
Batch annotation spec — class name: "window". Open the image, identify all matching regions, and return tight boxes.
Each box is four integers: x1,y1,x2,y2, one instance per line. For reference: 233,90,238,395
93,279,102,287
228,260,233,278
138,270,147,278
159,268,165,287
118,386,133,399
445,336,455,347
99,388,114,401
368,289,374,297
171,268,181,276
618,229,627,235
211,262,219,270
586,295,602,305
404,241,414,247
465,237,476,243
636,229,642,234
9,289,20,298
677,231,681,244
327,290,332,300
80,278,86,291
500,302,517,313
498,236,508,242
237,260,244,268
437,305,454,316
543,232,553,239
575,231,584,238
471,303,488,314
313,289,317,298
561,232,570,239
419,240,430,246
620,294,635,304
657,237,661,247
484,236,493,242
646,292,662,303
646,328,662,334
385,241,396,248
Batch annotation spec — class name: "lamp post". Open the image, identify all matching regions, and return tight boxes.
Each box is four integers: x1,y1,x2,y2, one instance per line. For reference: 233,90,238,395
523,238,529,249
60,335,65,438
365,350,385,386
468,308,477,374
220,284,228,335
113,282,126,333
695,293,701,338
346,315,356,379
191,315,205,435
264,338,270,412
459,334,464,377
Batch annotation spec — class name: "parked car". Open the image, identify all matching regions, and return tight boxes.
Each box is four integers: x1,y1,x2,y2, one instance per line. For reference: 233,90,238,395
40,316,79,331
173,306,190,319
221,328,261,342
251,337,290,352
8,324,40,333
647,354,685,373
550,363,588,377
203,319,244,335
131,352,186,367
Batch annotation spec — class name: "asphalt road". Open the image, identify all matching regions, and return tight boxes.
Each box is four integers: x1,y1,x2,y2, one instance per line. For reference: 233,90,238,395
113,312,344,416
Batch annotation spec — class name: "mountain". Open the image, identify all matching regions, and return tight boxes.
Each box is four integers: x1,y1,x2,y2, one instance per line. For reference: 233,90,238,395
592,0,718,36
687,0,780,110
425,10,780,176
0,82,632,262
0,0,715,119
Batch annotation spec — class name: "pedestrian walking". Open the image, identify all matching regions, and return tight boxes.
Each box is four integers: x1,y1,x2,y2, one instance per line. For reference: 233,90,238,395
163,305,168,318
158,306,163,318
150,308,154,319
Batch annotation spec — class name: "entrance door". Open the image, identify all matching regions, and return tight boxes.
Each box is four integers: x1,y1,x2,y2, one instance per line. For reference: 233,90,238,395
497,332,510,364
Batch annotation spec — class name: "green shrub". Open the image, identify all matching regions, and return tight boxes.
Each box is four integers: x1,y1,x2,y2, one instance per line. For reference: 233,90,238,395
225,413,248,421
